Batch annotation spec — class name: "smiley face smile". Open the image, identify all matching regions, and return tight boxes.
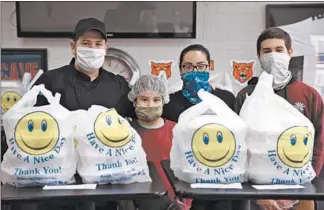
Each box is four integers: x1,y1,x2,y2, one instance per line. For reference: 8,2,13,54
15,112,59,155
94,109,132,148
192,123,236,167
277,126,313,168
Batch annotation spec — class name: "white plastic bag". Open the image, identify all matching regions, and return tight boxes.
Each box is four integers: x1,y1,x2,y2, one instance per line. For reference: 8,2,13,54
1,72,32,114
240,72,316,184
1,84,77,187
171,90,248,184
74,105,152,184
1,71,43,125
1,81,24,114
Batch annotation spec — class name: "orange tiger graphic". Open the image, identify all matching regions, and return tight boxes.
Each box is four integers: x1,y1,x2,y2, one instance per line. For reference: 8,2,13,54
151,61,172,79
232,61,253,84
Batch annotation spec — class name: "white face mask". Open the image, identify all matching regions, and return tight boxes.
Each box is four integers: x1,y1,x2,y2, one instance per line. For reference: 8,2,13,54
259,52,292,90
75,47,106,73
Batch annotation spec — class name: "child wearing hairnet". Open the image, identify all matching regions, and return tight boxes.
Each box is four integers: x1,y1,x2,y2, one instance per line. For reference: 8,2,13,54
128,72,189,210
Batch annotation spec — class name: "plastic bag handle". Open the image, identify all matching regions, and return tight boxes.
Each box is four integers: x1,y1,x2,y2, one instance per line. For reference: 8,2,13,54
252,72,275,96
12,84,60,110
129,70,139,87
21,72,32,92
178,90,235,123
197,89,236,117
27,70,44,91
178,100,215,124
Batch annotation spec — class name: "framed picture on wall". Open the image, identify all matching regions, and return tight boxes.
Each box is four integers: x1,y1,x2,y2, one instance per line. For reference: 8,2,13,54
266,4,324,28
317,40,324,63
266,4,324,82
319,53,324,63
15,2,197,39
1,48,48,81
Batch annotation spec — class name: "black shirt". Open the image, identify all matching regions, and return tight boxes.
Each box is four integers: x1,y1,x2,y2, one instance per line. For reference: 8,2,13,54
34,59,134,118
162,88,235,122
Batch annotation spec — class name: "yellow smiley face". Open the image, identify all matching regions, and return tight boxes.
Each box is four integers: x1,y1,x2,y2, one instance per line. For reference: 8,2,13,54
1,91,22,112
277,126,313,168
15,112,59,155
192,123,236,167
94,109,132,148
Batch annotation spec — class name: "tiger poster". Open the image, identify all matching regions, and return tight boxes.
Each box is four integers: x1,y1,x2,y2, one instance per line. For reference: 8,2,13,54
230,60,255,86
149,60,173,79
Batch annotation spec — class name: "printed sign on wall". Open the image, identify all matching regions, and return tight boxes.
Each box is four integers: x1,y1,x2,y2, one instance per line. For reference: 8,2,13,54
1,49,48,81
230,60,255,86
210,60,215,71
149,60,174,79
267,5,324,86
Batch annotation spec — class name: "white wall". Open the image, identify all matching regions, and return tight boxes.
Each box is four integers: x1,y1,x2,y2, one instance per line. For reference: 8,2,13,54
1,1,309,94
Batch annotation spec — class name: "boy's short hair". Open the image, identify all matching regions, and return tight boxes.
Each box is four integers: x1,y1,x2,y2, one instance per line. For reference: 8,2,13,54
256,27,291,55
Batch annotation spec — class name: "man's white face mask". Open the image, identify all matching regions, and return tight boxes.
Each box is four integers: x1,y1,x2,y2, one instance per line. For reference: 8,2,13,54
75,47,106,73
259,52,292,90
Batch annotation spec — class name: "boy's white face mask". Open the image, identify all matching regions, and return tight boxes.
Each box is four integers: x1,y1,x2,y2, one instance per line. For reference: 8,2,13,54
75,47,106,73
259,52,292,90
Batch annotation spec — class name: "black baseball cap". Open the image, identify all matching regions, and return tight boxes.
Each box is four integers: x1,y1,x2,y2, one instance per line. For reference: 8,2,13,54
72,18,107,41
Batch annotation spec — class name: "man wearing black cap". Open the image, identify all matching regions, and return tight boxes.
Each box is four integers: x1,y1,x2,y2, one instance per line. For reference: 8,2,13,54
33,18,132,210
34,18,134,119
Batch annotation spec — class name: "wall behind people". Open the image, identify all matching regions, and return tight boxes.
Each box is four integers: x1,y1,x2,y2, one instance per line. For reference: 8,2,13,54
1,1,312,95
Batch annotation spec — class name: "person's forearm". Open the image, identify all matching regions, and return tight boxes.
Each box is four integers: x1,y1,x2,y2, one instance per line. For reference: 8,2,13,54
293,200,314,210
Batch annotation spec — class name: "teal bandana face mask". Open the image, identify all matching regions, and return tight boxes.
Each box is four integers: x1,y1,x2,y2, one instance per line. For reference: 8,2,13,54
182,71,212,104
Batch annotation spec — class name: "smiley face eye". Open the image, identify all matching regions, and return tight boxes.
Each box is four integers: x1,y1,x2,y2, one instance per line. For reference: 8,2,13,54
106,115,112,126
6,97,10,102
118,117,124,124
203,133,209,145
13,97,17,102
217,131,223,143
41,120,47,132
290,134,297,146
304,136,308,145
27,120,34,132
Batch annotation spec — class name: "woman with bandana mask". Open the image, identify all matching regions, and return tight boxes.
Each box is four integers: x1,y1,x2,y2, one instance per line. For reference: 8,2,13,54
162,44,235,123
235,27,324,210
127,73,186,210
162,44,235,210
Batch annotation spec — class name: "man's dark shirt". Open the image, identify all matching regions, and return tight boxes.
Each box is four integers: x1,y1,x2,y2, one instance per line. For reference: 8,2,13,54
34,58,134,118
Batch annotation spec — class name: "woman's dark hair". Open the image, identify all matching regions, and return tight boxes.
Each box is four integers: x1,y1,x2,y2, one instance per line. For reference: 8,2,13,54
179,44,211,69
